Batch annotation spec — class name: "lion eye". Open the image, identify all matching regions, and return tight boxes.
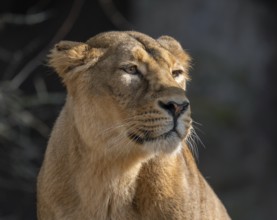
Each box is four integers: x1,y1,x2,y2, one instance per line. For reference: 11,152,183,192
122,65,140,75
172,69,183,78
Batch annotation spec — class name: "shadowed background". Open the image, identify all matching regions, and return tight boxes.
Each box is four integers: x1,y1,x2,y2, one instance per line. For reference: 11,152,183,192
0,0,276,219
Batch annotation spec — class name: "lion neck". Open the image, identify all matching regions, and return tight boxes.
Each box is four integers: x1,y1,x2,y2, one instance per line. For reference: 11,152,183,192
62,98,149,218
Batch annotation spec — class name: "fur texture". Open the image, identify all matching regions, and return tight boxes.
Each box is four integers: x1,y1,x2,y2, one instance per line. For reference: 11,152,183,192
37,31,231,220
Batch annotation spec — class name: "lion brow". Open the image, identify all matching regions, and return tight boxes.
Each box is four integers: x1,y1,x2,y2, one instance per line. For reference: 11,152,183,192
128,35,171,68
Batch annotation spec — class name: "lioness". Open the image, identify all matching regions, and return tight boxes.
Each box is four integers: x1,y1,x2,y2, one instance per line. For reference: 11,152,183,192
37,31,231,220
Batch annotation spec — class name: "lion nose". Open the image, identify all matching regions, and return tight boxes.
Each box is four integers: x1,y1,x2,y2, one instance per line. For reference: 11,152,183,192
158,100,190,118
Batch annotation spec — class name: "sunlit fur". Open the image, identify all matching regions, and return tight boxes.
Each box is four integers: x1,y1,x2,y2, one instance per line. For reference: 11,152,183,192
37,31,230,220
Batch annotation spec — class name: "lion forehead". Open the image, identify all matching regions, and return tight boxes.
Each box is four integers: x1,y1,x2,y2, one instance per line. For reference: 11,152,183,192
134,46,176,67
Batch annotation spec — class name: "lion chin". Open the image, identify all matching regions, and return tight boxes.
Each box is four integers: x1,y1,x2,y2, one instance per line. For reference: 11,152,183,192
128,126,188,154
37,31,231,220
142,133,183,154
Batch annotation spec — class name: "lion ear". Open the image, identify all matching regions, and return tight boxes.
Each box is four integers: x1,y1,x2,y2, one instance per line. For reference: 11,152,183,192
48,41,105,81
157,36,191,67
157,36,185,54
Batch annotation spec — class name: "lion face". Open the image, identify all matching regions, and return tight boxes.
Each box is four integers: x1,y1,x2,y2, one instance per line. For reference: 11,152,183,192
49,31,192,154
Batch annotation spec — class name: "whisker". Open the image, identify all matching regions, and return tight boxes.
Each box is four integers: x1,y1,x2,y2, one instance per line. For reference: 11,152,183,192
101,114,150,136
192,120,203,126
106,124,138,150
192,127,205,149
192,120,205,135
186,133,199,161
186,125,206,162
107,126,140,164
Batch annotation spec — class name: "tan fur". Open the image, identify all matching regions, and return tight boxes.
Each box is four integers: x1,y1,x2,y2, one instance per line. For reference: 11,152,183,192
37,31,231,220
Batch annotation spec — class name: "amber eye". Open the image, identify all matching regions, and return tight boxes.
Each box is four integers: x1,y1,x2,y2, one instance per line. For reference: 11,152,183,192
121,65,140,75
172,69,183,78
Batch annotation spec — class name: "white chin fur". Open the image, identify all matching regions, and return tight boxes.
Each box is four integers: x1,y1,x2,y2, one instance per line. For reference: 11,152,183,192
142,134,183,155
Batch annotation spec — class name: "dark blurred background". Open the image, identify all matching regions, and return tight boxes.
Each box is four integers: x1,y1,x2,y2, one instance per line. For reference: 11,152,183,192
0,0,276,219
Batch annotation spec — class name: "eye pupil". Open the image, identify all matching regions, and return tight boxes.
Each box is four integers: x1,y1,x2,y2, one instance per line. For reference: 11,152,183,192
123,65,139,75
128,66,136,74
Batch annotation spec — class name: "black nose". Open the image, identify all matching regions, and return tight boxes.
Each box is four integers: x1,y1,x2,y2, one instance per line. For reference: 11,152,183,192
158,101,190,118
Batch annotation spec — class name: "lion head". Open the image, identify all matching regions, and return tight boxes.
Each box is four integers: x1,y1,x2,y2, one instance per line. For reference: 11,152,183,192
49,31,192,155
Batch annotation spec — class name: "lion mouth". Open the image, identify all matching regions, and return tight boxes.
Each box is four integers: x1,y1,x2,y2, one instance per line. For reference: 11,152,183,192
127,129,181,145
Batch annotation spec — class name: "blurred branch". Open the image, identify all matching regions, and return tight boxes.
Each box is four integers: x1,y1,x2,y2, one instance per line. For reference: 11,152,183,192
2,39,42,79
98,0,134,30
0,11,53,27
0,81,65,193
0,82,55,138
34,76,48,101
10,0,85,89
0,47,12,62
